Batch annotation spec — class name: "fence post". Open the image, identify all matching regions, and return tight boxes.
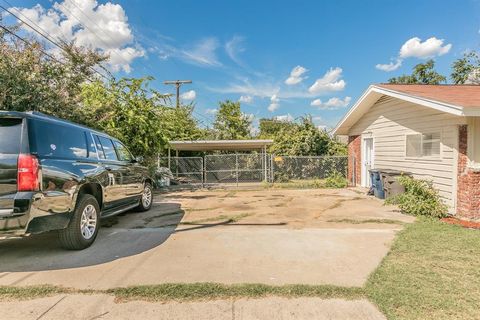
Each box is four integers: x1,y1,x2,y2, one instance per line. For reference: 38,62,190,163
167,148,171,171
235,153,239,187
270,154,275,183
202,157,205,188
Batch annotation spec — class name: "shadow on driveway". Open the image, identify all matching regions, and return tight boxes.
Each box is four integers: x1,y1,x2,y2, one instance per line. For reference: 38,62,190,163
0,203,185,273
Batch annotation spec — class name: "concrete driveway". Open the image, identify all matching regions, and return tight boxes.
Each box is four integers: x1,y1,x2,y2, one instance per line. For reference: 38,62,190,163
0,187,413,289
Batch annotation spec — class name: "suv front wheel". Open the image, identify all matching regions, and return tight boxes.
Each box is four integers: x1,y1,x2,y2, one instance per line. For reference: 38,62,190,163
136,182,153,212
59,194,100,250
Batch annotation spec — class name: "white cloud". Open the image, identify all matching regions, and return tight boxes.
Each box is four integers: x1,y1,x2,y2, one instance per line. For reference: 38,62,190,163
225,35,246,65
14,0,144,73
376,59,402,72
285,65,308,85
268,94,280,112
399,37,452,59
275,114,294,122
308,67,346,94
239,95,253,104
310,96,351,110
180,90,196,101
181,37,221,67
205,108,218,115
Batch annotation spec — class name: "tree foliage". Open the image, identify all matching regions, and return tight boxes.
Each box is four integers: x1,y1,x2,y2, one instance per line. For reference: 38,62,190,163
451,51,480,84
213,100,252,140
0,27,106,121
258,117,346,156
388,60,446,85
81,78,205,161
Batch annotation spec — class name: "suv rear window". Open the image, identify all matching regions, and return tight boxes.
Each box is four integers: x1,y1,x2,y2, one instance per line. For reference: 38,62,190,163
29,119,88,159
0,118,23,154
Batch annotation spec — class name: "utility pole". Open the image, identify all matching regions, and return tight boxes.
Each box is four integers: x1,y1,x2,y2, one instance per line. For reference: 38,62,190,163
163,80,192,108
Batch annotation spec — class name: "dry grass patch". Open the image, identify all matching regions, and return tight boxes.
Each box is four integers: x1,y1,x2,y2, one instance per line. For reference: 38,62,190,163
366,218,480,320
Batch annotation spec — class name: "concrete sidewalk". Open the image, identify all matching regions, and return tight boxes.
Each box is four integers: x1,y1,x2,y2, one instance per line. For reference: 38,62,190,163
0,294,386,320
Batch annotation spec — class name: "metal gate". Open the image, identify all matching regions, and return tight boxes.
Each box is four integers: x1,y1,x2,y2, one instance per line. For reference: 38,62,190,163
159,156,203,184
204,153,268,184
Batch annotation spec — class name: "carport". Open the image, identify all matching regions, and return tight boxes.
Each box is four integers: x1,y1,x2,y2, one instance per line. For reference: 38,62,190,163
165,140,273,185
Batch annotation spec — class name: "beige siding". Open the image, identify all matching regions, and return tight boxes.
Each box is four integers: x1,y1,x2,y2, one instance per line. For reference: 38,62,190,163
349,96,466,209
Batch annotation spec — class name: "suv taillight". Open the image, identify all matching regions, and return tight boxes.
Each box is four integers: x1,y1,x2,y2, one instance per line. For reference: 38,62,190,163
17,154,40,192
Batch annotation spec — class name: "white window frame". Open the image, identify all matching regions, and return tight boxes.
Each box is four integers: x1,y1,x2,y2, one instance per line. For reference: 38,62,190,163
405,132,442,160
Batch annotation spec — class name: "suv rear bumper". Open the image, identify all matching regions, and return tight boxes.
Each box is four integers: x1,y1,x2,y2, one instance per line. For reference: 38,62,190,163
0,192,72,236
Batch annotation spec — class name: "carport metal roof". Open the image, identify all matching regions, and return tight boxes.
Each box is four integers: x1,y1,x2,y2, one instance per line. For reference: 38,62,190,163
169,140,273,151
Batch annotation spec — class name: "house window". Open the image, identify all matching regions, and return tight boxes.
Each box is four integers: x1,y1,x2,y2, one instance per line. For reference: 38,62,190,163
406,133,440,158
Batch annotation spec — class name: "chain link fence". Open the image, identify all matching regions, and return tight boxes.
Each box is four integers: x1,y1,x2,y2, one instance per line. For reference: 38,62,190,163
204,154,267,184
159,154,347,186
271,156,348,182
158,156,203,184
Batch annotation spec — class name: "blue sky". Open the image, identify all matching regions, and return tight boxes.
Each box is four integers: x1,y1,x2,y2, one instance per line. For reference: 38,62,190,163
7,0,480,130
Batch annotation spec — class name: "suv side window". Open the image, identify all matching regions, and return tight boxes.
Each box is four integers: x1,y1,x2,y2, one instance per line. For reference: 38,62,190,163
113,140,133,162
97,136,118,161
29,119,88,159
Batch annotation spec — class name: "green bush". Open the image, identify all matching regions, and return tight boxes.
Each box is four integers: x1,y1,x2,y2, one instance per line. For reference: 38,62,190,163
385,176,447,218
324,171,348,188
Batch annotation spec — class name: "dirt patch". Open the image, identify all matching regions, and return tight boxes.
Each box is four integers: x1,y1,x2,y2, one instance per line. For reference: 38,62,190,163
441,217,480,229
152,188,412,230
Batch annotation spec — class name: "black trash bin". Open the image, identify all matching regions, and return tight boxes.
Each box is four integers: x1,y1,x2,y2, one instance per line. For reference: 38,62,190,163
369,169,385,199
381,170,411,199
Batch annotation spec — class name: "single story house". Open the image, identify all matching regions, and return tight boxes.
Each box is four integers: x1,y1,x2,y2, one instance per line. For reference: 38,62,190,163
333,84,480,220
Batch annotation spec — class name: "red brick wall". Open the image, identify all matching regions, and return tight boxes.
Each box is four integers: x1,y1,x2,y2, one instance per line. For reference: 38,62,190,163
347,135,361,186
456,124,480,220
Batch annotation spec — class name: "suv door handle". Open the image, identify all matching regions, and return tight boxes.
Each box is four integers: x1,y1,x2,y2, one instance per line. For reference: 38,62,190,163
105,166,112,171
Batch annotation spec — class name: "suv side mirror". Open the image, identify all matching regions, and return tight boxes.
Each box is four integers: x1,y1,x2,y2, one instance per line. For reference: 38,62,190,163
134,156,144,163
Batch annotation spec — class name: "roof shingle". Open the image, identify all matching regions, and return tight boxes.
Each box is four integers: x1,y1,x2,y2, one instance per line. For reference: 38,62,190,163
377,84,480,108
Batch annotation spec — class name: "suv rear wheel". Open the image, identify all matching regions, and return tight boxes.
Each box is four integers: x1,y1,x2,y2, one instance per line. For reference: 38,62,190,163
136,182,153,212
59,194,100,250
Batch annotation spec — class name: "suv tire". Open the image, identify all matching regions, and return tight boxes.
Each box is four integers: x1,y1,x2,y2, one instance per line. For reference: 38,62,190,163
136,182,153,212
59,194,100,250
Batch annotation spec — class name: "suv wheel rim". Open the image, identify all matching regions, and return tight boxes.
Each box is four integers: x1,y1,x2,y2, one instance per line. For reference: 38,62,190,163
80,204,97,240
142,185,152,208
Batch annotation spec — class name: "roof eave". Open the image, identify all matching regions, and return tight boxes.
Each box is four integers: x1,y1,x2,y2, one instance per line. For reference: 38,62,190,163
333,85,469,136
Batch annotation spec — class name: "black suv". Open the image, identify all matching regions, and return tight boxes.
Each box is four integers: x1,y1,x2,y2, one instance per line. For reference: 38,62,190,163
0,111,153,250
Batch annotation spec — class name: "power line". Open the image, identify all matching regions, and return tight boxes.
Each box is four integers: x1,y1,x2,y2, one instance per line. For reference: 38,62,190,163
0,24,101,83
0,3,111,81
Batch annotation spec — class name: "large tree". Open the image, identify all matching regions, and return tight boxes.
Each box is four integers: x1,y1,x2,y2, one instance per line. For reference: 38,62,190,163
258,116,346,156
451,51,480,84
389,60,446,85
213,100,252,140
0,26,106,121
81,77,170,162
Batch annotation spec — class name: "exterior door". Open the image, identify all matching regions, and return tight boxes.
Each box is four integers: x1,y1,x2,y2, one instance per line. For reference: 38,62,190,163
362,138,374,187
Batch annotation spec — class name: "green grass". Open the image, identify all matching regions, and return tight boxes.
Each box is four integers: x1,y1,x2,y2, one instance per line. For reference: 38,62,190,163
327,218,406,225
0,285,74,300
366,217,480,320
0,283,364,302
108,283,364,302
264,179,326,189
